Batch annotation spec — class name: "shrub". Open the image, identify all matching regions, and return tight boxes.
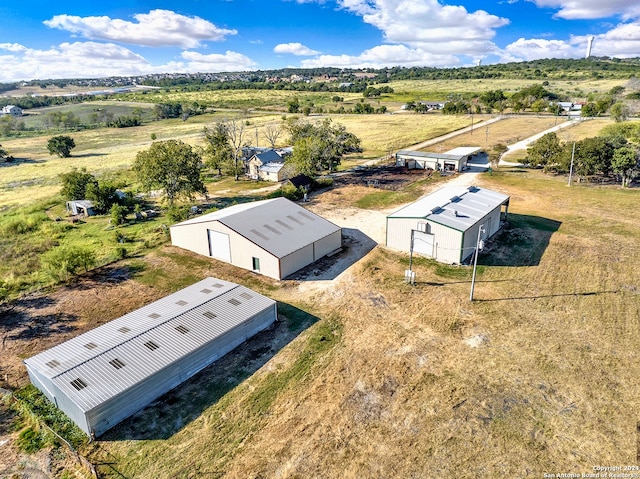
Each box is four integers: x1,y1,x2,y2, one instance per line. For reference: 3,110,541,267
165,205,189,223
1,213,47,235
110,204,128,226
115,246,127,259
16,427,45,454
41,245,97,282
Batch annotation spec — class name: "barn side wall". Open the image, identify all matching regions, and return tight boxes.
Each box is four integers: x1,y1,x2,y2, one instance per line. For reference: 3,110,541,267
86,304,277,437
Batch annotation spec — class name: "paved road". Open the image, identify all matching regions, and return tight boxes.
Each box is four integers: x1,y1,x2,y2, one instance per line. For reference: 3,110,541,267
500,117,586,165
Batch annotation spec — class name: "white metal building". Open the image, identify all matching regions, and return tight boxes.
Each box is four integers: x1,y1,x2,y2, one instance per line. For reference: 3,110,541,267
386,186,510,264
24,277,277,437
170,197,342,280
396,146,482,172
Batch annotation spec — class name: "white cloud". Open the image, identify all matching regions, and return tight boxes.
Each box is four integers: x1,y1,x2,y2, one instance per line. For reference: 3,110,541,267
274,42,321,55
500,38,580,61
43,9,237,48
500,21,640,61
0,42,256,82
300,44,460,68
336,0,509,55
180,51,258,71
576,22,640,57
529,0,640,20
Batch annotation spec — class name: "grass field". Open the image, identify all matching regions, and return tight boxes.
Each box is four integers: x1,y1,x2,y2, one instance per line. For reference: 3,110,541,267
78,168,640,478
1,85,638,477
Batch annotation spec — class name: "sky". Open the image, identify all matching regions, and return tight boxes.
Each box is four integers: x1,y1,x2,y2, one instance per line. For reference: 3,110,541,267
0,0,639,83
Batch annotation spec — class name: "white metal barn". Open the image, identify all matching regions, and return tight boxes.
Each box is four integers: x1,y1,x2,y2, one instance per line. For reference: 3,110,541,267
170,197,342,280
24,277,277,437
386,186,510,264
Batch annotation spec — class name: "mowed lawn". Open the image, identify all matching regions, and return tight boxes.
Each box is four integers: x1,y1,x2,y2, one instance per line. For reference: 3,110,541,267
91,169,640,478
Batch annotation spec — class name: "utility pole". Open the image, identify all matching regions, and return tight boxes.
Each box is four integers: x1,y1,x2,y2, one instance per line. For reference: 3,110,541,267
469,224,485,301
406,229,416,285
568,142,575,186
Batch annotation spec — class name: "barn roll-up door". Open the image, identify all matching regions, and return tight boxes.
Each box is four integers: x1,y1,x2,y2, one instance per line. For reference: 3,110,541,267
208,230,231,261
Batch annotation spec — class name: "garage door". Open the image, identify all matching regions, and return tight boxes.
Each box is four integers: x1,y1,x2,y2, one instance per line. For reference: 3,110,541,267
413,231,434,257
208,230,231,262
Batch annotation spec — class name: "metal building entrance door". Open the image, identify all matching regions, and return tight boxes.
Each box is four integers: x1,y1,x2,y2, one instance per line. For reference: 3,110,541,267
208,230,231,261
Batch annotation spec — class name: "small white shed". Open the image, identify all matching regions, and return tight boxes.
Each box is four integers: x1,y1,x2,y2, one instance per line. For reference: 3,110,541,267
24,277,277,437
386,186,510,264
170,197,342,280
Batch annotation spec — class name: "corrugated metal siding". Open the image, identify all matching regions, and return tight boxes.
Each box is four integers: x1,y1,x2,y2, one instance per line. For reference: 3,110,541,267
280,244,315,279
24,278,277,436
313,230,342,259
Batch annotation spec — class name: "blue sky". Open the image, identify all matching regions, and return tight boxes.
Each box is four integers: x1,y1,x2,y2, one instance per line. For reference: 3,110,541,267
0,0,639,82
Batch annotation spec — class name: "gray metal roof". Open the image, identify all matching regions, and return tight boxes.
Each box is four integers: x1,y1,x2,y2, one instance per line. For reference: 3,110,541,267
387,186,509,232
254,150,282,164
24,277,276,413
397,146,481,161
171,197,341,258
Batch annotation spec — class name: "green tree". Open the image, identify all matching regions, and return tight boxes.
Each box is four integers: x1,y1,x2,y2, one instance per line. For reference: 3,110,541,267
286,118,361,174
0,143,9,162
575,137,615,177
47,135,76,158
86,181,120,213
610,102,630,122
202,122,233,176
287,97,300,113
525,132,563,170
110,203,128,225
133,140,206,206
612,146,639,187
581,103,598,117
59,168,95,200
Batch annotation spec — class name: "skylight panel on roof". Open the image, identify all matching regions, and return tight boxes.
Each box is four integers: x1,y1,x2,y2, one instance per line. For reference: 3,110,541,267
118,327,131,333
201,288,212,294
228,298,241,306
144,341,159,351
148,313,161,319
212,283,224,288
84,342,97,350
175,325,189,334
46,360,60,369
298,211,315,221
264,224,282,235
275,219,293,230
109,358,125,370
176,300,188,306
250,229,269,240
287,215,304,225
240,292,252,300
203,311,217,319
71,378,87,390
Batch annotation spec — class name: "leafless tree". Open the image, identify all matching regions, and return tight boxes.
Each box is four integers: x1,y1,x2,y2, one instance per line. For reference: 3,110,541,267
225,118,246,181
263,124,282,149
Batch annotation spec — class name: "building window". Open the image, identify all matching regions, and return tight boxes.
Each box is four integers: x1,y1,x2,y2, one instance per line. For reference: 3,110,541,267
252,257,260,272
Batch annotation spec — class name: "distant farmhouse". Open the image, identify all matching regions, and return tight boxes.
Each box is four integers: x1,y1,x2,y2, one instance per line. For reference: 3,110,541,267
386,185,510,264
24,277,277,437
1,105,23,117
170,197,342,280
248,149,286,182
396,147,482,173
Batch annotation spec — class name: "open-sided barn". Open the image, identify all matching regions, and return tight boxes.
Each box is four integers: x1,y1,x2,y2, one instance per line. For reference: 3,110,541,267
24,277,277,437
395,146,482,172
386,185,510,264
170,197,342,280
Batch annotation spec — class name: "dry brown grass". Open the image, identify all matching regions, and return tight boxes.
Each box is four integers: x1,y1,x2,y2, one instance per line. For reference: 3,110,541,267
80,169,640,478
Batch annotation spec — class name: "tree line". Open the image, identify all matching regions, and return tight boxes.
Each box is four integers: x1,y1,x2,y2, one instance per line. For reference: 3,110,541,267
526,121,640,186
